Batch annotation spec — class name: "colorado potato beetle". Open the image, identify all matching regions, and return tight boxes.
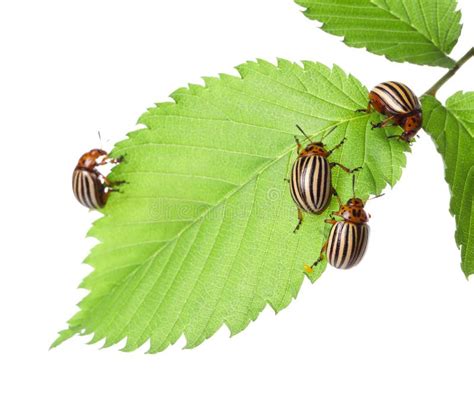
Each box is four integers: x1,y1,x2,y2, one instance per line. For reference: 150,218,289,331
359,81,422,142
72,149,122,209
289,125,361,232
304,176,380,272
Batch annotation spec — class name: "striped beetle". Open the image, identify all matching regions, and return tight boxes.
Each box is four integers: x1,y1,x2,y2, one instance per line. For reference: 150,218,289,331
358,81,422,142
73,149,122,209
304,176,381,272
289,125,361,232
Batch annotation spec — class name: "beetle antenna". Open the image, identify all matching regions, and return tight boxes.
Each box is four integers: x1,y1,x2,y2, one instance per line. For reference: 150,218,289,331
352,174,356,198
296,124,313,144
97,130,111,150
320,125,338,142
98,131,103,149
369,193,385,200
365,192,385,205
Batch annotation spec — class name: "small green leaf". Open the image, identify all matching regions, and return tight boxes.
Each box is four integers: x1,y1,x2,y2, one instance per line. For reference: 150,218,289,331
296,0,461,67
53,60,409,353
422,92,474,277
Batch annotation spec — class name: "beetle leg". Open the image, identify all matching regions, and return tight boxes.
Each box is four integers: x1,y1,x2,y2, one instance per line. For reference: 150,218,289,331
294,135,302,155
293,208,304,233
330,162,362,174
332,188,342,206
327,137,347,156
304,241,328,273
100,174,126,190
371,116,396,129
386,133,415,143
109,180,126,193
97,155,123,166
108,187,123,193
105,182,125,193
97,155,112,166
101,176,116,190
108,157,122,165
283,148,294,183
393,131,417,143
101,186,122,204
356,102,372,113
102,177,111,187
93,167,125,185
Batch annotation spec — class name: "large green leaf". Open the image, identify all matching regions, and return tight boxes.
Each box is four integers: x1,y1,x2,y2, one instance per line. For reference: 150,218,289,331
422,92,474,278
53,60,409,353
296,0,461,68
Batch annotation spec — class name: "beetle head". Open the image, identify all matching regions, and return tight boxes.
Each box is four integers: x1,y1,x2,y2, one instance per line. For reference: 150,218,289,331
401,112,422,142
337,200,369,224
346,197,365,208
302,142,328,157
77,148,108,170
296,124,336,157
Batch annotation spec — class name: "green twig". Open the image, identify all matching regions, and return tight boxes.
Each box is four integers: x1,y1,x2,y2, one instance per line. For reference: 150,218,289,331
424,47,474,97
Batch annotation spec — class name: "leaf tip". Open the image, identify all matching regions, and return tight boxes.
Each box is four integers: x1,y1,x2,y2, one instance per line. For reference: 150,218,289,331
50,328,78,349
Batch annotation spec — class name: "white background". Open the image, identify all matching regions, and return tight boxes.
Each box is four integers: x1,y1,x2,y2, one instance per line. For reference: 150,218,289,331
1,1,474,406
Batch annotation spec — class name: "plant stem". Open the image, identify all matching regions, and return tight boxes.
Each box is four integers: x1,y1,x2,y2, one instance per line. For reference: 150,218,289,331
424,47,474,97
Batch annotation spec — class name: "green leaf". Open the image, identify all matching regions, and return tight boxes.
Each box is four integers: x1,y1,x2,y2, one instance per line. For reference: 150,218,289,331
296,0,461,68
422,92,474,278
53,59,409,353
